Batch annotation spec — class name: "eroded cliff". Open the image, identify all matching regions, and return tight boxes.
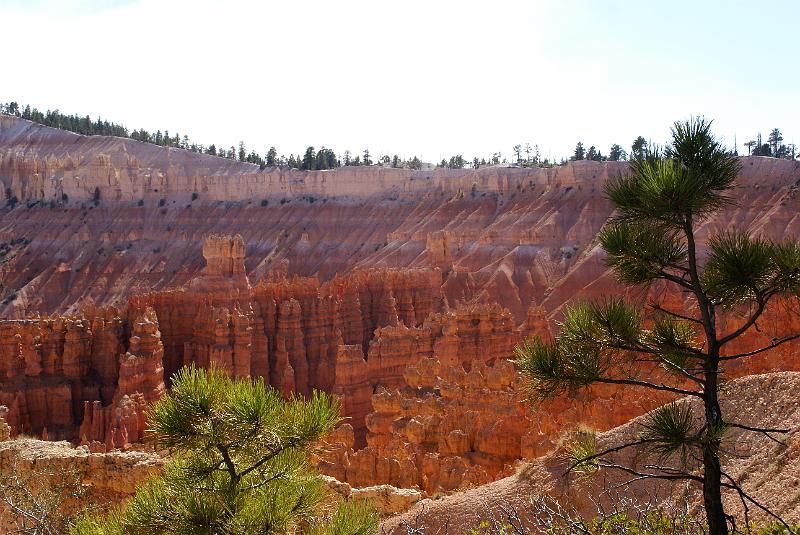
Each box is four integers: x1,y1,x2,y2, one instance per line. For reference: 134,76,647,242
2,116,800,496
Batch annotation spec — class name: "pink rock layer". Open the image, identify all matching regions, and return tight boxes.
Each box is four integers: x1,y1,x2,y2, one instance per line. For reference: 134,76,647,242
2,116,800,492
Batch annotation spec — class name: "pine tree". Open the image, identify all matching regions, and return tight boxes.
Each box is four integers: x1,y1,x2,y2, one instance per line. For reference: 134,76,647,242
768,128,783,157
631,136,648,160
302,146,316,170
448,155,465,169
515,118,800,535
71,365,378,535
572,142,586,161
266,147,277,166
608,144,627,161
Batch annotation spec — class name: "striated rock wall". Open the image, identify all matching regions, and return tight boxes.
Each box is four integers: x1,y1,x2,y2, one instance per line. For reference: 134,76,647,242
2,115,798,327
0,115,623,204
3,117,800,496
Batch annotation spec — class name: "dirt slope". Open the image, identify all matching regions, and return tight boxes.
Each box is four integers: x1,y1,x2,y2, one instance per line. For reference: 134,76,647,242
383,372,800,533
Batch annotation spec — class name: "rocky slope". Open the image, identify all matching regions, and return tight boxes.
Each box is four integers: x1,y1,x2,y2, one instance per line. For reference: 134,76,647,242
383,372,800,533
2,116,800,325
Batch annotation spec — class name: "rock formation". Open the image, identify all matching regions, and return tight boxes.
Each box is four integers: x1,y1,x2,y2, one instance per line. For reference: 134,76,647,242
0,312,130,440
3,115,799,331
3,117,800,499
0,437,163,530
0,234,449,444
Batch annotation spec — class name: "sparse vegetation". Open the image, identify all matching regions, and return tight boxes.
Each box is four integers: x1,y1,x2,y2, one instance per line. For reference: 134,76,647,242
463,497,800,534
1,461,86,535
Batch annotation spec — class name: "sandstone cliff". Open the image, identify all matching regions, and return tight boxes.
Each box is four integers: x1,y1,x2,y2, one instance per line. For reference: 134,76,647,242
3,115,799,327
3,117,800,498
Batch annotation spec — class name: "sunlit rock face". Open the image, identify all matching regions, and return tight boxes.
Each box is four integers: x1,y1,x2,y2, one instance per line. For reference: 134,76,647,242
2,116,800,493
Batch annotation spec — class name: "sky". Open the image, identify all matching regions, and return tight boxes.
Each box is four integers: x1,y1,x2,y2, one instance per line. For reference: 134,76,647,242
1,0,798,163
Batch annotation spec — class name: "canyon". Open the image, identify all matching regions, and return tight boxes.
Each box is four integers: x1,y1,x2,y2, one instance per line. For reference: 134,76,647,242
2,115,800,499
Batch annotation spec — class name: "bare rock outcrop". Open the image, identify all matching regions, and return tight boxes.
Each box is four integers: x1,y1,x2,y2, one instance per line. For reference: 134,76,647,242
322,475,423,515
0,437,163,527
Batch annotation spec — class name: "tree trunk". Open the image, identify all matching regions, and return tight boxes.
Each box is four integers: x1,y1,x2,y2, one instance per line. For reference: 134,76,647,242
703,362,729,535
703,445,729,535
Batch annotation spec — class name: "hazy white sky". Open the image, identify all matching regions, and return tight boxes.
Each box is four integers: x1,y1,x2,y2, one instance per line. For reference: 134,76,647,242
2,0,798,162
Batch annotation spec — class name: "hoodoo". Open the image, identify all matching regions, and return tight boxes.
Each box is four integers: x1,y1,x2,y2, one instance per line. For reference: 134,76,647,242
1,113,799,531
